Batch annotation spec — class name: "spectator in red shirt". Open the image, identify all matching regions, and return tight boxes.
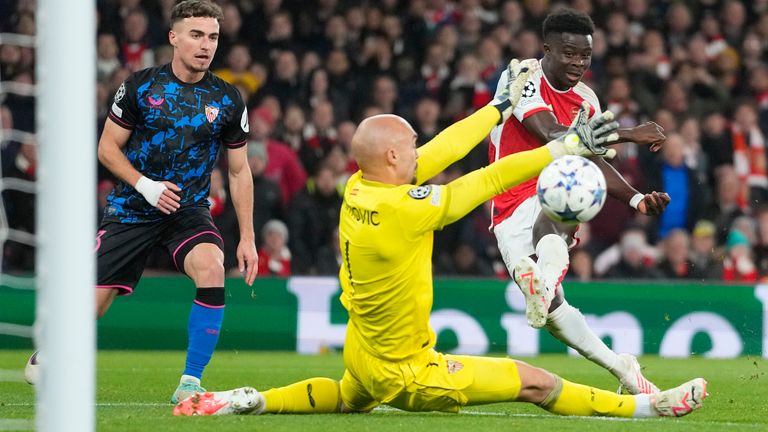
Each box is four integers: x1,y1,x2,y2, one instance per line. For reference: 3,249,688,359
257,219,291,277
732,102,768,210
121,9,153,71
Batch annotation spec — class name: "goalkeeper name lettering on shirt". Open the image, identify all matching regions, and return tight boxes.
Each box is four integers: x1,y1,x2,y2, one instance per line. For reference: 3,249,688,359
344,202,380,226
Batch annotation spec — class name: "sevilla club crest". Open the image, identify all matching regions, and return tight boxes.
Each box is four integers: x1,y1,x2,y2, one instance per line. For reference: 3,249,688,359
446,360,464,374
205,105,220,123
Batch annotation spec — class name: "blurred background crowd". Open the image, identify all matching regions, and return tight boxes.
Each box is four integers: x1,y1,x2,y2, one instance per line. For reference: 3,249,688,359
3,0,768,283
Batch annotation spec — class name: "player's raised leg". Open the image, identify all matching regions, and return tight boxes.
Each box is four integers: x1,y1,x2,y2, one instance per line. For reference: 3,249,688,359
533,226,659,394
495,197,554,328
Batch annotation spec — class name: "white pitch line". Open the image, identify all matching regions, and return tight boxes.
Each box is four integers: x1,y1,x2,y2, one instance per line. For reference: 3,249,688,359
374,406,764,428
1,403,764,429
2,403,168,408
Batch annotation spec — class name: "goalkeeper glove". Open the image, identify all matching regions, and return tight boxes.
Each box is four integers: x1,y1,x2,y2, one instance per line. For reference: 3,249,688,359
490,58,538,124
546,101,619,159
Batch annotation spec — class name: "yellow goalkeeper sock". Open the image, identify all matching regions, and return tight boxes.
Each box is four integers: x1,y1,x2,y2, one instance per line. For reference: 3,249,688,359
262,378,341,414
541,376,636,417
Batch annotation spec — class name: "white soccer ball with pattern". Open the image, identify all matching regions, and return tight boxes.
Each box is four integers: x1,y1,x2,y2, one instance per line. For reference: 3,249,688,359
536,155,607,224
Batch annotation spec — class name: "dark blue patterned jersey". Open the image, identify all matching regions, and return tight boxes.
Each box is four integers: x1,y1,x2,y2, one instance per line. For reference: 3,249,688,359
104,64,248,223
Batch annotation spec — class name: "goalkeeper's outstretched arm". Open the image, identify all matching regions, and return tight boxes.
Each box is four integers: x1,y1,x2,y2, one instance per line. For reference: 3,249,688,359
414,105,500,185
415,59,537,184
442,146,552,225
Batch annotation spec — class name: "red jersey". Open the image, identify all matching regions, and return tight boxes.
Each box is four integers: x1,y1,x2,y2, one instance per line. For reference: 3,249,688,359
488,59,601,227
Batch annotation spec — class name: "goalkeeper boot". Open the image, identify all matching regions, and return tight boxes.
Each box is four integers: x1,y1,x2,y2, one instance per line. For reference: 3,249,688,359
652,378,707,417
171,375,206,404
513,256,553,328
173,387,265,416
615,353,660,395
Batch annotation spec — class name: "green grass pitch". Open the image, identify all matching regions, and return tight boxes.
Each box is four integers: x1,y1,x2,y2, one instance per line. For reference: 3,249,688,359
1,351,766,431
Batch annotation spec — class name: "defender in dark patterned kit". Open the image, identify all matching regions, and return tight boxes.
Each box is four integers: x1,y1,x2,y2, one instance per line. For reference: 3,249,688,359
25,0,258,404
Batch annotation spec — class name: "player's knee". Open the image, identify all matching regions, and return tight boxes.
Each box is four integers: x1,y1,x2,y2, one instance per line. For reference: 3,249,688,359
535,233,568,256
514,360,556,404
197,259,225,284
185,245,224,285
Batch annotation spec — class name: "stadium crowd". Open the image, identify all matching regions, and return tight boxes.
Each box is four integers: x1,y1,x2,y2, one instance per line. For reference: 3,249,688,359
2,0,768,282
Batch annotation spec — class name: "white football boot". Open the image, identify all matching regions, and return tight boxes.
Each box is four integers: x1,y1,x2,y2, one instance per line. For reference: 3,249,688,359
173,387,266,416
615,353,660,395
513,256,554,328
652,378,708,417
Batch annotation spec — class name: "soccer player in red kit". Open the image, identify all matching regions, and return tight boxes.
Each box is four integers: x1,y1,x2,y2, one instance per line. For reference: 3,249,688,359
489,9,670,395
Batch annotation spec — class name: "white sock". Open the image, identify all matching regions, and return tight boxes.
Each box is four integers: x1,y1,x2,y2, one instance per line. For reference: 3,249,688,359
537,234,622,374
181,374,201,385
535,234,570,293
546,300,621,373
632,394,656,417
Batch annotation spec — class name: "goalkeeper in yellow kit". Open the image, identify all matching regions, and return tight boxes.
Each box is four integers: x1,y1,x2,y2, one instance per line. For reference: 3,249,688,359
174,60,706,418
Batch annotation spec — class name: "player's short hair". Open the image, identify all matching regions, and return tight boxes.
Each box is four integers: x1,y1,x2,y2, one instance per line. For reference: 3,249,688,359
170,0,223,27
542,8,595,40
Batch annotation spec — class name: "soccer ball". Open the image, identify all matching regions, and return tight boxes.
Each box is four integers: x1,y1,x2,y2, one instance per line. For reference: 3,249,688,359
24,351,39,385
536,155,607,224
